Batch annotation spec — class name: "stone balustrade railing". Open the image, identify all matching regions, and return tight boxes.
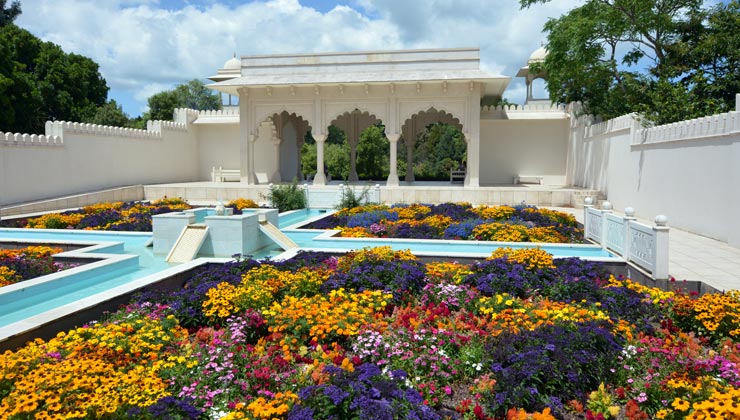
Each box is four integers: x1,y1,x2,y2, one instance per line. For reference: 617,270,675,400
583,198,669,280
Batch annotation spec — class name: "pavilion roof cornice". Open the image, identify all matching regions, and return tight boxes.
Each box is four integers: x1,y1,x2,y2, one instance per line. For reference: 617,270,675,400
208,72,510,97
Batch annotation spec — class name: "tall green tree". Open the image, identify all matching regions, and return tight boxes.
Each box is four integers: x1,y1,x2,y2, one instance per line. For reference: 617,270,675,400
0,24,108,133
413,123,466,181
0,0,20,27
146,90,180,121
145,79,221,121
521,0,739,124
90,100,130,127
356,124,388,180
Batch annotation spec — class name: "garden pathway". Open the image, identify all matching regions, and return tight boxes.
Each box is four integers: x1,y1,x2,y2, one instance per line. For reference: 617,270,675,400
550,207,740,292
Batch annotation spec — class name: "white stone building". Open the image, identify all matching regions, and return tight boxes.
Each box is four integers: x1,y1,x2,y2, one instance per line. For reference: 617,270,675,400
202,47,569,187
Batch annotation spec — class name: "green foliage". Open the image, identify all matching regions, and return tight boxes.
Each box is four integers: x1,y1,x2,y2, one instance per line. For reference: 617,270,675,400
146,90,180,121
90,100,130,127
356,124,388,180
264,180,306,212
336,185,372,210
412,123,466,181
522,0,739,124
325,142,350,181
144,79,221,121
0,0,21,27
175,79,222,111
301,142,317,179
0,24,108,133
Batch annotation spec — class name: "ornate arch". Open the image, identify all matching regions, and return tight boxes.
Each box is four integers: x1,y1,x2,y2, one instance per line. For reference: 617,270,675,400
253,103,314,133
401,107,465,141
322,101,388,131
400,107,467,183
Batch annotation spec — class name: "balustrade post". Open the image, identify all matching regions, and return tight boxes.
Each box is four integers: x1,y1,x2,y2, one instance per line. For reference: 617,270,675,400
583,197,594,239
600,201,613,249
623,207,637,259
653,215,670,280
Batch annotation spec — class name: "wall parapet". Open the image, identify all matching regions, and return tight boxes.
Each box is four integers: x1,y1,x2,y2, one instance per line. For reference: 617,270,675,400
49,121,163,139
584,114,635,139
481,103,567,120
481,103,566,113
189,108,240,124
634,109,740,145
1,132,63,146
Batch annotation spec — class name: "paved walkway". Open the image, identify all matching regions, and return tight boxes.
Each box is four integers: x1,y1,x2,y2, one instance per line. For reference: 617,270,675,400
552,207,740,292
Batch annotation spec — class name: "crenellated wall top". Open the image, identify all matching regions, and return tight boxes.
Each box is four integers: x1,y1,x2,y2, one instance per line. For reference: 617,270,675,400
48,120,162,138
480,103,567,120
188,108,240,125
584,114,636,138
1,131,63,146
635,110,740,145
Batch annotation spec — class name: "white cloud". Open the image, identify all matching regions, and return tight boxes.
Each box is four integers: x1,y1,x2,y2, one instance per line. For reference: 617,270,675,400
15,0,581,115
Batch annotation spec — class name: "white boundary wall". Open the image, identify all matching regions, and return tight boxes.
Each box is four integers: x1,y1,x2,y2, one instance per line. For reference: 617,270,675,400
567,94,740,248
1,110,200,206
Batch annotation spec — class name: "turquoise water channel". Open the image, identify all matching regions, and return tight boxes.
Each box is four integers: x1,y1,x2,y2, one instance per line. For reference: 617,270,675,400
0,208,617,330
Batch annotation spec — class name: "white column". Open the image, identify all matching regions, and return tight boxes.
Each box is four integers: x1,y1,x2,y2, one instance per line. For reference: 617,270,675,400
271,138,282,183
463,131,480,188
465,83,482,188
313,134,327,185
386,133,400,186
238,90,255,185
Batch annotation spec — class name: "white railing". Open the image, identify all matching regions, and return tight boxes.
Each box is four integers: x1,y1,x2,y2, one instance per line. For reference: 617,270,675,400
583,199,669,280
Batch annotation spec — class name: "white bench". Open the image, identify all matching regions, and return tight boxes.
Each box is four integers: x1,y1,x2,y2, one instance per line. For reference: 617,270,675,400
211,166,240,182
514,175,544,185
450,170,465,183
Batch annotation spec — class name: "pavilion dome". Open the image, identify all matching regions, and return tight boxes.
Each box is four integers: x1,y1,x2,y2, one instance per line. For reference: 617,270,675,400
223,55,241,70
528,45,547,63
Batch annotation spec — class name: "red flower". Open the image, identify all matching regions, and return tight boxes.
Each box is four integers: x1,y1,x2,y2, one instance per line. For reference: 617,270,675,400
474,403,485,419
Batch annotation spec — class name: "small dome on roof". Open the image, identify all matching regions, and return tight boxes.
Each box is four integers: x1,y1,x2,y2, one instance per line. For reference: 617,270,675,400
528,44,547,63
223,54,241,70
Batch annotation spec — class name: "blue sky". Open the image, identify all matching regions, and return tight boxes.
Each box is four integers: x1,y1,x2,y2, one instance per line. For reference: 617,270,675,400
14,0,719,118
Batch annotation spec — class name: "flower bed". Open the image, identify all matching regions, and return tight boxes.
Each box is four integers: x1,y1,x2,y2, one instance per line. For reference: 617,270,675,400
2,246,738,419
0,246,78,287
1,198,262,230
305,203,583,243
0,198,192,231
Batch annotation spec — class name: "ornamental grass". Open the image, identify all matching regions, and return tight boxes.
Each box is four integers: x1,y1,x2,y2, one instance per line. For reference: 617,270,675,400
3,246,740,419
306,203,583,243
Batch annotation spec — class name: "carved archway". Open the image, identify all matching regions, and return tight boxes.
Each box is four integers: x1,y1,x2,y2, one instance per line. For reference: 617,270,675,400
400,108,465,182
263,111,311,183
329,110,383,182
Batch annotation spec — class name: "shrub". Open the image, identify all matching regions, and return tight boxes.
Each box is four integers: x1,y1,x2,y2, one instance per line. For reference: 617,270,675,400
336,185,373,209
264,180,306,212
